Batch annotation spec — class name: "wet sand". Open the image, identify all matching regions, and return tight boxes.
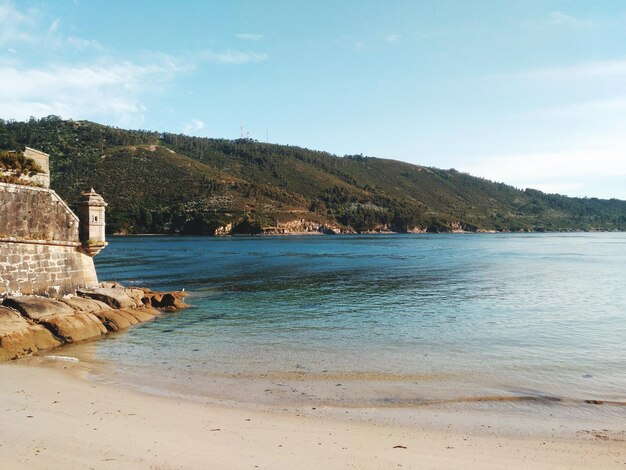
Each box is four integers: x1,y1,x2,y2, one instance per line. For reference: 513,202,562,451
1,361,624,469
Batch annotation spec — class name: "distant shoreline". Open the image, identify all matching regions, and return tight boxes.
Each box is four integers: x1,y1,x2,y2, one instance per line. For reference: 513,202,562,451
111,229,626,237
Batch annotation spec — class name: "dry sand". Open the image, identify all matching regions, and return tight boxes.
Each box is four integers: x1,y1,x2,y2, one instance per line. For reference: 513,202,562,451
0,362,624,469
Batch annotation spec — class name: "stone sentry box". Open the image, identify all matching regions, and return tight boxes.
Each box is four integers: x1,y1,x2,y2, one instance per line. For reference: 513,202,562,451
78,188,108,256
0,149,107,297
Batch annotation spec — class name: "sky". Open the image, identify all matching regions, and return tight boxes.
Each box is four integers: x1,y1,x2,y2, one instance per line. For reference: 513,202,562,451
1,1,626,199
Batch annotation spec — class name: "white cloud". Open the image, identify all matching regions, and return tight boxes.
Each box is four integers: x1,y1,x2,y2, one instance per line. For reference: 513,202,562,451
547,11,593,28
200,49,268,64
236,33,263,41
0,2,191,126
0,1,103,52
461,148,626,198
182,119,206,134
65,36,104,50
0,1,37,46
386,34,400,42
529,96,626,118
522,11,595,30
511,58,626,81
0,59,182,126
49,18,61,33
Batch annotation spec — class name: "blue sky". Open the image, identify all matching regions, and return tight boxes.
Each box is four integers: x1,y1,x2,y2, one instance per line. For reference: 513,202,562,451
1,1,626,199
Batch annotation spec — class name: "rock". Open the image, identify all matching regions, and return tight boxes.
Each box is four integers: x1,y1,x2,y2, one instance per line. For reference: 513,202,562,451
100,282,125,290
4,296,75,320
0,306,62,360
120,307,157,323
146,292,163,307
100,281,116,289
144,291,189,309
115,310,140,325
40,312,107,342
91,309,132,331
0,284,189,362
161,293,190,310
78,288,136,309
59,296,108,313
124,288,146,308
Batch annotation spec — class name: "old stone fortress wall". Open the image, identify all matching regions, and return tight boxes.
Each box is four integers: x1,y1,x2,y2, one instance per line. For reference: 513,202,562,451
0,148,107,297
0,148,188,361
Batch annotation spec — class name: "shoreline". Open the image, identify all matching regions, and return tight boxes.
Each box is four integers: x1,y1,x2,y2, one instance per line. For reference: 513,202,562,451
1,359,624,469
110,229,626,237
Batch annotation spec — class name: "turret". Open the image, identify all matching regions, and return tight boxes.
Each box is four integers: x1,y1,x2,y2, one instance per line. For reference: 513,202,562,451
78,188,108,256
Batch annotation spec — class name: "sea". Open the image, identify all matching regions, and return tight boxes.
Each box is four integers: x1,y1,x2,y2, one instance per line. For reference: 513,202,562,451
64,233,626,421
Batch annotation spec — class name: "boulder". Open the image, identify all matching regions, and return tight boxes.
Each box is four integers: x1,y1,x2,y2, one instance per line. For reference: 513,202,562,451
144,291,189,310
0,307,62,360
78,288,136,309
4,296,75,320
40,312,107,342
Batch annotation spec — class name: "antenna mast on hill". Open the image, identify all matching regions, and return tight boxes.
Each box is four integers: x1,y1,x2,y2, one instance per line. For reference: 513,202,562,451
240,120,244,139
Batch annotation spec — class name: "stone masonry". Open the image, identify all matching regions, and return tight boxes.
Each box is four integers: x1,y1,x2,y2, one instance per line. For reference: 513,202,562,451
0,148,104,297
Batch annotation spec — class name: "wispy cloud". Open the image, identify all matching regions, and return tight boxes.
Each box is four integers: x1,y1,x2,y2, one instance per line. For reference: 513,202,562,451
505,58,626,81
462,148,626,198
0,1,104,51
182,119,206,134
0,58,183,126
0,1,192,126
200,49,268,64
528,96,626,119
547,11,594,28
236,33,263,41
523,11,595,30
386,34,400,42
0,1,37,46
65,36,104,50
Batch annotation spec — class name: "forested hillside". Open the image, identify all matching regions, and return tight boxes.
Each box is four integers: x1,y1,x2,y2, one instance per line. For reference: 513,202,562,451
1,116,625,234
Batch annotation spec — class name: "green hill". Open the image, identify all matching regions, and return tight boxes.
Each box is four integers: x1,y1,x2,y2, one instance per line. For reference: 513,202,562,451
1,116,625,234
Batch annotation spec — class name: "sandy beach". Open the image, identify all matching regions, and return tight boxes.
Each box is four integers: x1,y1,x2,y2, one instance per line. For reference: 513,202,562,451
1,361,624,470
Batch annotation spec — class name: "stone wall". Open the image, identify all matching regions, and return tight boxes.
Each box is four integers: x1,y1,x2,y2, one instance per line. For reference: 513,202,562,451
0,184,79,241
0,182,98,297
0,241,97,297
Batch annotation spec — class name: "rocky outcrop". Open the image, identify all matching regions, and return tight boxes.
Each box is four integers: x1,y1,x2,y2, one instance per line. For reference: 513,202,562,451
0,306,62,361
0,282,189,361
260,219,353,236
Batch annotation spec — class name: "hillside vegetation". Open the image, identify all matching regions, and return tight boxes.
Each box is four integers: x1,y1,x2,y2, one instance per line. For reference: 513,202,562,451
1,116,625,234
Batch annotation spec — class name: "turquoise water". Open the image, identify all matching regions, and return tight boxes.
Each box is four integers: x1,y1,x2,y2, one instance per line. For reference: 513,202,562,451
83,233,626,410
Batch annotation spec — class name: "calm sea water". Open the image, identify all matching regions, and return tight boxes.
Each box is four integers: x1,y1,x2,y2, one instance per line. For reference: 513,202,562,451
77,233,626,412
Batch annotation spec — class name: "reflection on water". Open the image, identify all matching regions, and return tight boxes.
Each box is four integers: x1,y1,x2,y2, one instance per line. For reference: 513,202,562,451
68,233,626,413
